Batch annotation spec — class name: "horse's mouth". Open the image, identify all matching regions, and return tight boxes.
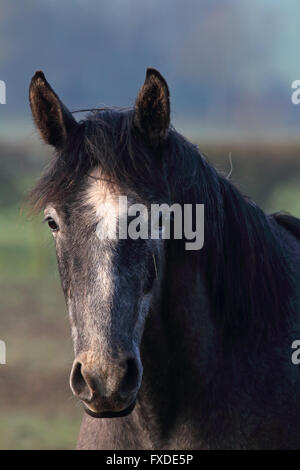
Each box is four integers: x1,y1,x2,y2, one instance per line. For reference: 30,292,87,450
82,398,136,419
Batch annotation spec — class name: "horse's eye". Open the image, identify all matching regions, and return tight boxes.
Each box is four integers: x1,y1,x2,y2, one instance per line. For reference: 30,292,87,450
46,217,59,232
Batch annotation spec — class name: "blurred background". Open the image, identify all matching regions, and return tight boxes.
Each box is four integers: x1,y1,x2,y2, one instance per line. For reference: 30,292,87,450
0,0,300,449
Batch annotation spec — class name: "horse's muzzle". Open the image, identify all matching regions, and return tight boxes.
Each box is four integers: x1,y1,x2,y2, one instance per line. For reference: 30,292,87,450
69,352,142,417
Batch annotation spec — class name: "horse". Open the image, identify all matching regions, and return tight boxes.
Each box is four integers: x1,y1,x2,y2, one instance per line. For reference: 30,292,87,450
28,68,300,449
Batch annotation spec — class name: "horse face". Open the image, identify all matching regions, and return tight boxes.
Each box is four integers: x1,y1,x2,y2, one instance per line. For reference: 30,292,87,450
29,67,170,416
44,182,164,417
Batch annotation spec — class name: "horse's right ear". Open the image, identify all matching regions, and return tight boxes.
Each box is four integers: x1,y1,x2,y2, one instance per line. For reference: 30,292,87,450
134,68,170,148
29,71,78,149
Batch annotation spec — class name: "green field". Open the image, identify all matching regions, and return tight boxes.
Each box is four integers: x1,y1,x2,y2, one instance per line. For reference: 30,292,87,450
0,205,82,449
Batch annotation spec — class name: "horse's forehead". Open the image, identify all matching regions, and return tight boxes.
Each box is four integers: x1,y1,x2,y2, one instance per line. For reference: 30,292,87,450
85,170,120,213
86,169,117,203
84,169,126,224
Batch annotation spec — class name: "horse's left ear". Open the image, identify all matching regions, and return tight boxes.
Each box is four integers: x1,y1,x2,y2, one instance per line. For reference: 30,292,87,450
134,67,170,148
29,70,78,150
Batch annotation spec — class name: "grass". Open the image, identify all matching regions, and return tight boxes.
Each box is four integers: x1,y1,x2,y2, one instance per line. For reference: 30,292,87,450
0,410,80,450
0,208,81,449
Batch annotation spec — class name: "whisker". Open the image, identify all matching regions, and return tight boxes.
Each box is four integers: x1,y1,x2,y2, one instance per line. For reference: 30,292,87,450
152,253,158,280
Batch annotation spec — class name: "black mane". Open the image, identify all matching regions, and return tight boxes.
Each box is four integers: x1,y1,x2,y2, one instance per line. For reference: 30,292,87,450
30,108,294,345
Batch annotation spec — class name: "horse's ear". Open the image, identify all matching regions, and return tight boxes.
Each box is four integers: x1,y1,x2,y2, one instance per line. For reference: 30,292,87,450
29,71,78,149
134,67,170,148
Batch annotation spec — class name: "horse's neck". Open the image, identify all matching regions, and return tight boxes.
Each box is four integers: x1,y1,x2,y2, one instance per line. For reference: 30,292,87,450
134,250,213,446
134,230,294,449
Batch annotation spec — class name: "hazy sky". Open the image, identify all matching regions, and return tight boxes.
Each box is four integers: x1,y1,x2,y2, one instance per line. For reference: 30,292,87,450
1,0,300,140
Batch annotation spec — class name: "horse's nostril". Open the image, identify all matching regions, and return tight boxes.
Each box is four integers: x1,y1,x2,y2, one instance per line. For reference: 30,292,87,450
120,358,140,397
70,355,140,408
70,361,93,401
